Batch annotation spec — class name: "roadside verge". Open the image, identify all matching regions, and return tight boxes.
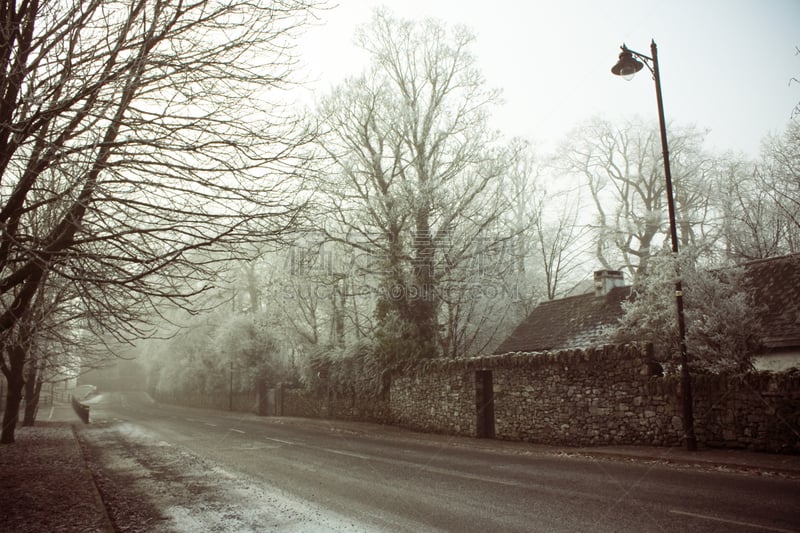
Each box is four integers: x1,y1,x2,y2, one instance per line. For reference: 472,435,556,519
0,420,114,533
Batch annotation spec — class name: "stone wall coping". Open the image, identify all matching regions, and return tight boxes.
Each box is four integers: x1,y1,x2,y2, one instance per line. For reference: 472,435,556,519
404,343,651,375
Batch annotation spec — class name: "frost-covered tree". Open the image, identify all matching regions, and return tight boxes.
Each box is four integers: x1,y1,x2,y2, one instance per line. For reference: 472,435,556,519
211,314,282,389
711,121,799,262
143,304,287,404
757,120,800,252
712,154,784,261
614,247,762,374
312,8,512,359
558,117,713,280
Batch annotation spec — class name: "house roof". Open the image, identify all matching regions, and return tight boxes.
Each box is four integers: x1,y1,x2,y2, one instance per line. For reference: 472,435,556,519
494,254,800,355
742,254,800,349
494,285,631,354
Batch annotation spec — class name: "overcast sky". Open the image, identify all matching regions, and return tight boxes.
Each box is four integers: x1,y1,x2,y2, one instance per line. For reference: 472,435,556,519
296,0,799,157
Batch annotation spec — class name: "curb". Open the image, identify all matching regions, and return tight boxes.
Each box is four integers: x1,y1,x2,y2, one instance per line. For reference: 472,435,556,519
250,414,800,479
72,425,117,533
565,448,800,479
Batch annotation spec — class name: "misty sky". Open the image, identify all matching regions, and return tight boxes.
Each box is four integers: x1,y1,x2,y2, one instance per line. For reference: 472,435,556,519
297,0,799,157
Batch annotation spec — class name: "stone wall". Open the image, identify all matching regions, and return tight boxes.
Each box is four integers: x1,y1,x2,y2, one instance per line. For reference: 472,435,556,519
268,344,800,453
391,345,676,445
390,345,800,452
282,387,391,422
692,372,800,452
391,368,476,436
282,388,323,418
490,346,682,446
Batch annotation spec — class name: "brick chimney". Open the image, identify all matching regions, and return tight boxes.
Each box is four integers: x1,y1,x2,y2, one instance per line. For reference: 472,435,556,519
594,270,625,296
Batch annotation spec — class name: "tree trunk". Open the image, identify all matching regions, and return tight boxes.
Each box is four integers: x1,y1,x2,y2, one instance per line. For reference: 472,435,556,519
1,345,26,443
22,363,41,426
411,208,438,355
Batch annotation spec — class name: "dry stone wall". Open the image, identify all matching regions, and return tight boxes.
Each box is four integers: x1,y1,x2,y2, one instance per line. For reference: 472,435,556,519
392,345,678,446
274,344,800,453
489,346,684,446
391,368,476,436
282,387,391,422
692,373,800,452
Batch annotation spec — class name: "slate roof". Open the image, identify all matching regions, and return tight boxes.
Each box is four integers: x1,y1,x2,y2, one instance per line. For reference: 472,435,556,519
494,285,631,354
742,254,800,349
494,254,800,355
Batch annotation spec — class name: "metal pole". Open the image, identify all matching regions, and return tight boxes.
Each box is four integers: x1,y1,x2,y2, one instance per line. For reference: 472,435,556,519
650,40,697,451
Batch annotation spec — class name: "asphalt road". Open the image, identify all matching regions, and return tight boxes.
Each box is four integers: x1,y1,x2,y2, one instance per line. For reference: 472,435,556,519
90,392,800,533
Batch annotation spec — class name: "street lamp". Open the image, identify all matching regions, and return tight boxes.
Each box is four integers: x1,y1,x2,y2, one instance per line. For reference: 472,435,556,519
611,40,697,451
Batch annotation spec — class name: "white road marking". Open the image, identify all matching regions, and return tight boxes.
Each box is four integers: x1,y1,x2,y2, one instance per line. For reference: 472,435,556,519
669,510,796,532
264,437,296,445
321,448,373,460
313,445,533,489
204,422,217,427
229,429,245,434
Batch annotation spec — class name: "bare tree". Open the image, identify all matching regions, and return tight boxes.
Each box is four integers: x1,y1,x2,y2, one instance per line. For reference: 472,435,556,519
711,120,799,263
0,0,319,443
312,8,511,359
500,139,542,312
534,192,589,300
758,120,800,253
791,46,800,119
558,117,711,280
713,155,789,261
500,138,587,310
1,272,99,441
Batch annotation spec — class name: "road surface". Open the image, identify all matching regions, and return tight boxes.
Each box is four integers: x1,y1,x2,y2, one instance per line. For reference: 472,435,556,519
86,392,800,532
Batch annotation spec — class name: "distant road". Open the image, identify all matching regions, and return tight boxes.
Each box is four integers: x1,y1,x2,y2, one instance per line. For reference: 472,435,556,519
90,392,800,533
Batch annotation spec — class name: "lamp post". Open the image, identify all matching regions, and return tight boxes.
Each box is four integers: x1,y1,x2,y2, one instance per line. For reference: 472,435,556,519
611,40,697,451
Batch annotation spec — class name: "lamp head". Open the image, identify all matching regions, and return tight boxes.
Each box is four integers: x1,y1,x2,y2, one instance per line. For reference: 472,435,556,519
611,45,644,81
